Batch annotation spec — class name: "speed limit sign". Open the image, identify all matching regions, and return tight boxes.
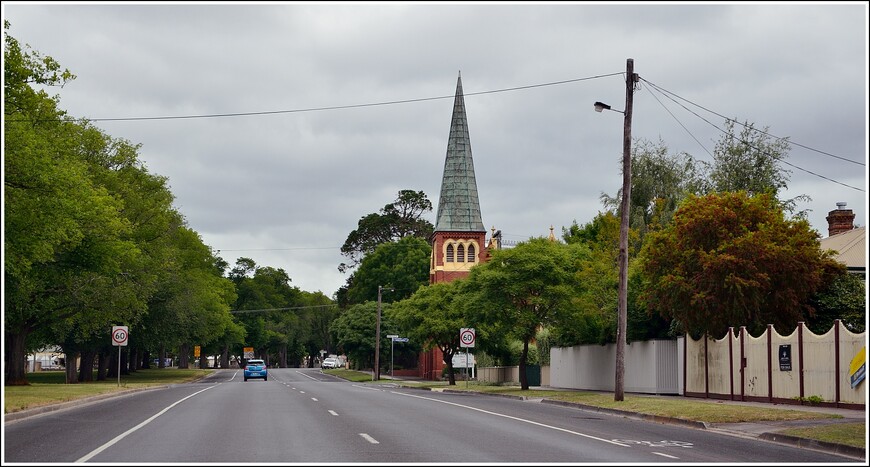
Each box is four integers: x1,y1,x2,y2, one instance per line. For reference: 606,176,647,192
460,328,475,348
112,326,129,346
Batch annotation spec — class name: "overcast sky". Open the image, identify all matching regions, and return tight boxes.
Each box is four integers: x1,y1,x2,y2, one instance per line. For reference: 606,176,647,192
3,2,868,298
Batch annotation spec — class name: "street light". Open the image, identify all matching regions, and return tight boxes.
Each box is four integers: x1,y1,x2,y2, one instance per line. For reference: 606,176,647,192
595,58,637,402
374,285,393,381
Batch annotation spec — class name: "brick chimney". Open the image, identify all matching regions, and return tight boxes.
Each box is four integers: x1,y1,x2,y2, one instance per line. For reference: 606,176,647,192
826,202,855,236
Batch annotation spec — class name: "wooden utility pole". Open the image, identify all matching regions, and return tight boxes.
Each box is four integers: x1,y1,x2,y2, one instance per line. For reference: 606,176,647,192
615,58,637,402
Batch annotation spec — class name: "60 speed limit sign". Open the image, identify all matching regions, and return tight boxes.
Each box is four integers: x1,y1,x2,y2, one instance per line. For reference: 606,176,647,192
112,326,129,346
460,328,475,348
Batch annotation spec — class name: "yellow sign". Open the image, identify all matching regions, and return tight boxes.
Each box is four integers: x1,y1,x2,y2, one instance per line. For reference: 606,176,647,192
194,345,201,358
849,346,865,389
243,347,254,358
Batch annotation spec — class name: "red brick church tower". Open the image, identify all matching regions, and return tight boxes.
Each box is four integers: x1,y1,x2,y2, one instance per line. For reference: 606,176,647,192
419,72,491,380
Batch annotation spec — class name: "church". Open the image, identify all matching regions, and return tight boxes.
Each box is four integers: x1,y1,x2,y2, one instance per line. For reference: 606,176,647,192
417,72,497,380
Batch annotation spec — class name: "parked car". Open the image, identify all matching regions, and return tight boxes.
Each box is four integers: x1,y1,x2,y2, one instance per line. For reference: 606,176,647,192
244,359,267,381
321,357,341,369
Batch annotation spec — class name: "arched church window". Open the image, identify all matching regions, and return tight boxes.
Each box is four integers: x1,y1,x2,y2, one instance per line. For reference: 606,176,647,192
457,244,465,263
467,244,476,262
446,244,454,262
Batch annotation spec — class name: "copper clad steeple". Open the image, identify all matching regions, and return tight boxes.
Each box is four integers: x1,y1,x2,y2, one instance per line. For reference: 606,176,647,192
434,72,485,233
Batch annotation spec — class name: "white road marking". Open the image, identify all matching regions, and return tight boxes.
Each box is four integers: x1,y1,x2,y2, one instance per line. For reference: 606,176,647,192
653,452,679,459
311,398,318,401
392,390,630,447
360,433,379,444
300,391,305,394
295,370,321,381
328,410,339,416
75,385,217,462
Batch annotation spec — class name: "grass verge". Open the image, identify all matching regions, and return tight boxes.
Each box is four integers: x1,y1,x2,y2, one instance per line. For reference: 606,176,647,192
4,369,212,414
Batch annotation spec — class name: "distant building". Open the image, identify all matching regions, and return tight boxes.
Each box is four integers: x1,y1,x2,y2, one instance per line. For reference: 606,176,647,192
819,202,865,279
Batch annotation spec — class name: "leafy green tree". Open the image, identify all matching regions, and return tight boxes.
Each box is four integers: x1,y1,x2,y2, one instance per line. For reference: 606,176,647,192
638,191,841,339
601,138,704,240
807,270,866,334
389,280,467,385
228,258,302,365
344,236,431,305
330,301,393,371
704,119,809,216
339,189,434,273
466,237,589,390
4,23,150,384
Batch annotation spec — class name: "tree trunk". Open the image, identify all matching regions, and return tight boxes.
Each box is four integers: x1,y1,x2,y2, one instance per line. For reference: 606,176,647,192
141,349,151,369
178,344,190,369
107,351,117,378
97,351,109,380
78,350,95,382
220,345,230,369
64,351,79,384
5,330,30,385
120,349,129,375
443,347,456,386
519,340,529,390
158,345,167,368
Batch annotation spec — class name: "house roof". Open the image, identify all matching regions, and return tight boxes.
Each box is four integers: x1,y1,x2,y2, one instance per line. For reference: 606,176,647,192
819,226,866,270
434,73,485,233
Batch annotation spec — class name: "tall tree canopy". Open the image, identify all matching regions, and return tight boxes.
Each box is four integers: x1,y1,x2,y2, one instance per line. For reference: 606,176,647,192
638,191,842,339
339,189,433,273
466,237,589,389
342,236,431,306
389,280,467,385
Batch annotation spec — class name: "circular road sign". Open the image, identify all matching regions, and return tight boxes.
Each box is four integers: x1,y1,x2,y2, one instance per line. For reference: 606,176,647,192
112,326,129,346
460,328,475,348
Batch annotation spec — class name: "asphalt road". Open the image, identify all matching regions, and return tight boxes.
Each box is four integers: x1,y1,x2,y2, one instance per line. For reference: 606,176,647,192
2,368,859,463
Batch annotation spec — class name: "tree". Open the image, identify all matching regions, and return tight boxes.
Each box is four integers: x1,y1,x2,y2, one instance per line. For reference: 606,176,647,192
466,237,589,390
638,191,842,339
600,138,704,240
705,119,809,216
4,23,154,384
339,189,434,273
389,280,467,385
344,236,431,305
807,270,866,334
330,301,393,371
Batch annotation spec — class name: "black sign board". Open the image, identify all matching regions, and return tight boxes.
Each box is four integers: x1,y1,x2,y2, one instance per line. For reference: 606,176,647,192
779,344,792,371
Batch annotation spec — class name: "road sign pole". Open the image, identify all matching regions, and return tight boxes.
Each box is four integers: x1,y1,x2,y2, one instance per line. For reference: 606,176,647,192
117,345,121,387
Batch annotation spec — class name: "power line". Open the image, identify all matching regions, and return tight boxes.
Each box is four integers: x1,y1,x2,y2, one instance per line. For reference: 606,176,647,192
641,78,865,192
230,304,337,314
82,72,624,122
640,78,864,167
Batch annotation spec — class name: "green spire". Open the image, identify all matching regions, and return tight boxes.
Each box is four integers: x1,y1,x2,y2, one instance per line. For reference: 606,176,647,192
434,72,485,232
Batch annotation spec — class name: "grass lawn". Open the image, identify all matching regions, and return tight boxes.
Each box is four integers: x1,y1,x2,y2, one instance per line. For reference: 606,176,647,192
4,368,212,413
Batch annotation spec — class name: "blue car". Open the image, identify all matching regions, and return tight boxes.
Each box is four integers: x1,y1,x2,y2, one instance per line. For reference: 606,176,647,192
243,359,267,381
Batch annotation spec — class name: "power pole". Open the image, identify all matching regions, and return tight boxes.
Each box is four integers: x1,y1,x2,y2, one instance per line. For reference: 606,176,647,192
375,285,383,381
616,58,637,402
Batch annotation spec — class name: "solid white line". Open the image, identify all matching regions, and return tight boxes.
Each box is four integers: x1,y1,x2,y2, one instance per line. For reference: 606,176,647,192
328,410,339,416
391,391,630,447
295,370,321,381
359,433,379,444
75,385,217,462
653,452,679,459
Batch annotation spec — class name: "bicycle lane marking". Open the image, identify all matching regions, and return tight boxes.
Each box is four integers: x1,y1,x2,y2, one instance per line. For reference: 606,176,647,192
75,384,218,463
391,390,630,447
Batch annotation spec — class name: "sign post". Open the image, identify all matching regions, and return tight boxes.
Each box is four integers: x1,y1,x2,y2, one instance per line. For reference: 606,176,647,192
112,326,129,387
460,328,475,388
